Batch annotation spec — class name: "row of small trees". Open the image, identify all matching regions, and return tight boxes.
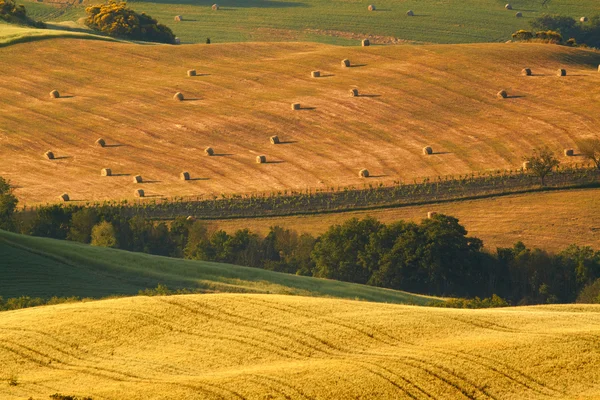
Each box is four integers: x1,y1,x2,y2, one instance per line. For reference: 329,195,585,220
512,14,600,47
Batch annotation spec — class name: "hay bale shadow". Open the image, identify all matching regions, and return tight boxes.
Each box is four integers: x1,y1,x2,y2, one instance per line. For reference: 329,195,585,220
140,180,161,184
112,173,131,177
54,156,72,160
299,107,316,110
213,153,233,157
320,74,335,78
349,64,367,68
433,151,451,155
506,95,525,99
189,177,210,181
182,98,201,102
265,160,285,164
368,174,387,178
359,94,381,98
105,144,127,148
279,141,298,144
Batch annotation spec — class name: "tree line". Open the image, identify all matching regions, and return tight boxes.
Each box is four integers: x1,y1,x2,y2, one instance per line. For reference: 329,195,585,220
1,178,599,305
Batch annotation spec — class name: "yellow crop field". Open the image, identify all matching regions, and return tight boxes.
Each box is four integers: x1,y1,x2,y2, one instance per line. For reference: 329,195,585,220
210,188,600,251
1,294,600,399
1,39,599,205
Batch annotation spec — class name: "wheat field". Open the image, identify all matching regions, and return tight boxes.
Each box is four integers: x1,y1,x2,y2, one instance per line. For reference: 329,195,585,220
1,39,599,205
1,294,600,399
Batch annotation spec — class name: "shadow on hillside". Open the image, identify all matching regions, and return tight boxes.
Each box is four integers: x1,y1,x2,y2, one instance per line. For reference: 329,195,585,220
213,153,233,157
368,174,387,178
551,51,600,68
298,106,316,110
319,74,335,78
279,140,297,144
506,95,525,99
54,156,71,160
105,144,127,148
112,173,131,177
58,95,75,99
140,180,161,184
142,0,307,8
189,177,210,181
359,94,380,98
433,151,451,155
349,64,367,68
183,98,201,102
265,160,285,164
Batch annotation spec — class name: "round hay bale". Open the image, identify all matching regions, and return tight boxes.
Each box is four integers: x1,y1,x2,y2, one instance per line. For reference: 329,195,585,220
174,37,181,45
521,68,532,76
423,146,433,155
256,155,267,164
522,161,531,170
598,64,600,72
505,3,512,10
580,17,588,23
515,12,522,17
174,92,184,101
362,39,370,46
133,175,143,183
180,171,190,180
186,216,196,221
557,68,567,76
134,189,145,198
95,138,106,147
270,135,280,144
205,147,214,156
350,88,359,97
174,15,183,21
497,90,508,99
368,4,375,11
311,71,321,78
341,59,351,67
212,3,219,10
427,211,438,219
49,90,60,99
564,149,574,157
59,193,70,202
291,103,301,110
406,10,414,16
187,69,197,77
359,169,369,178
44,151,55,160
101,168,112,176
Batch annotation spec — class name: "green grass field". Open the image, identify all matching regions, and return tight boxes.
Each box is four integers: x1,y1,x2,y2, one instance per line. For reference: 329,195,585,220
19,0,600,45
0,230,438,304
0,21,118,47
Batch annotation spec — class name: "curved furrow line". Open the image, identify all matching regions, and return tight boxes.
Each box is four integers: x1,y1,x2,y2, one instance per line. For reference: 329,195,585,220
97,306,307,360
157,297,341,355
240,297,411,347
350,360,429,400
246,374,315,400
402,355,499,400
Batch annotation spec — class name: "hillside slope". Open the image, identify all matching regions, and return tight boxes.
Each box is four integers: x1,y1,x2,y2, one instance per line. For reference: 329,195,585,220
1,294,600,399
1,40,599,205
0,230,436,304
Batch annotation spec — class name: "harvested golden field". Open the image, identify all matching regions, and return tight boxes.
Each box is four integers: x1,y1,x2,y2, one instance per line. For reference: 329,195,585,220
1,294,600,399
1,40,600,205
210,188,600,252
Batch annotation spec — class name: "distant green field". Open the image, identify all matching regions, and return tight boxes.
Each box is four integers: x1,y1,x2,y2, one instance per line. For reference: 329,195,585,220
0,21,118,46
0,230,438,304
18,0,600,44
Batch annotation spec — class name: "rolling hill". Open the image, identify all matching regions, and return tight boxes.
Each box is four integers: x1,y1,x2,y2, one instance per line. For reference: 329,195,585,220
210,188,600,252
19,0,600,44
0,229,437,304
1,39,599,205
1,294,600,399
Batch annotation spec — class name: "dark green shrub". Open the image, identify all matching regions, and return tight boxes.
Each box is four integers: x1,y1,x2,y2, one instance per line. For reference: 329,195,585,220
512,30,533,41
0,0,44,27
